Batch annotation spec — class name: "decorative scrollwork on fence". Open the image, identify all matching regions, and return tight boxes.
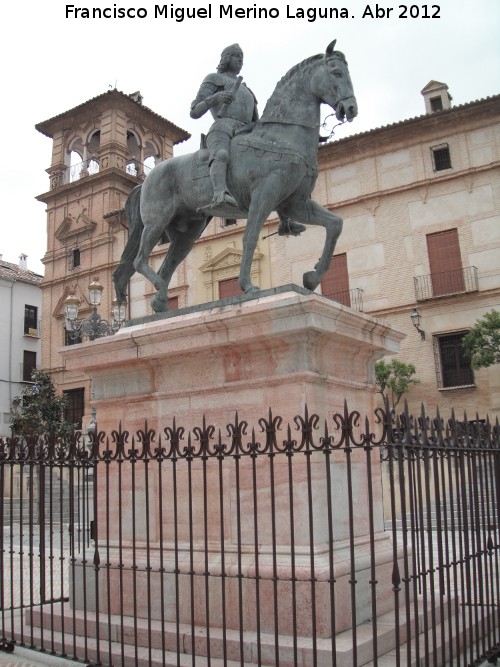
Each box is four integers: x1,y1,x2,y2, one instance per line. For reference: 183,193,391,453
1,401,498,463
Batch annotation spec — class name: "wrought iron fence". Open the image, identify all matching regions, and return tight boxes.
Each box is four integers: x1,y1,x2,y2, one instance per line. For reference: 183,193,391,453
0,403,499,666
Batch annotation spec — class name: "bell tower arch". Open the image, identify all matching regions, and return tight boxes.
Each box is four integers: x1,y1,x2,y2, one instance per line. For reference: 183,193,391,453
36,89,189,426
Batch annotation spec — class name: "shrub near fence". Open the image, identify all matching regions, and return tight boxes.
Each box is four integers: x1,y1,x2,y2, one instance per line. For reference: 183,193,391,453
0,402,499,666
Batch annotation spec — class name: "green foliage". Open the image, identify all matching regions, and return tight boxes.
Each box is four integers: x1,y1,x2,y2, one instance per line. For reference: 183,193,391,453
10,369,72,438
462,310,500,370
375,359,420,409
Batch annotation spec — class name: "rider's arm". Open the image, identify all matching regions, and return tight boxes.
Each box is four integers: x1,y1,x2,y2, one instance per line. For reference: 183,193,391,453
190,80,219,119
190,74,235,119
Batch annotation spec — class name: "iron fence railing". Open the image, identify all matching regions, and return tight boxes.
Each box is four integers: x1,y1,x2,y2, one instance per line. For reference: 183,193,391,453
414,266,479,301
0,403,499,666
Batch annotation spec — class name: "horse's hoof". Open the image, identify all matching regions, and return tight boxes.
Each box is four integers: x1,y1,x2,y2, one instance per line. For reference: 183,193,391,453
243,285,260,296
151,293,168,313
303,271,320,292
239,278,260,296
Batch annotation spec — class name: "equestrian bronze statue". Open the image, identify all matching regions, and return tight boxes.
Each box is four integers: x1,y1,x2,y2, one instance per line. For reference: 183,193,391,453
113,40,358,313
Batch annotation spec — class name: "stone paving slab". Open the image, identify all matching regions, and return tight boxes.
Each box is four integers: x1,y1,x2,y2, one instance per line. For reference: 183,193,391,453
0,645,84,666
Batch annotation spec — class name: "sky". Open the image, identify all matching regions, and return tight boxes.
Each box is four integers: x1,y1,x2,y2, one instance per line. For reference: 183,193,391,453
1,0,499,276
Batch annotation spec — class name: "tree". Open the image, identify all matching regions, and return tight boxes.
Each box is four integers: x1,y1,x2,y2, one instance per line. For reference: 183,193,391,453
462,309,500,370
375,359,420,409
10,369,72,438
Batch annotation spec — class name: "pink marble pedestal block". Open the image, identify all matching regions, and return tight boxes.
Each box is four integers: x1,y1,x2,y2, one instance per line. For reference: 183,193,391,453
62,287,406,660
63,287,403,433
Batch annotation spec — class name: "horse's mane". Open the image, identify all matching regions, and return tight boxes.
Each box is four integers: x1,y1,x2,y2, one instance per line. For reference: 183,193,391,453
261,51,346,120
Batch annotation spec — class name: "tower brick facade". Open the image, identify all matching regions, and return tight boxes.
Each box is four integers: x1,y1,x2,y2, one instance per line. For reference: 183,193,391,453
36,90,189,428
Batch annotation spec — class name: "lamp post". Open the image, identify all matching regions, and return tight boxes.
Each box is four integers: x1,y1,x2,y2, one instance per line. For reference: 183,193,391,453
410,307,425,341
65,277,126,342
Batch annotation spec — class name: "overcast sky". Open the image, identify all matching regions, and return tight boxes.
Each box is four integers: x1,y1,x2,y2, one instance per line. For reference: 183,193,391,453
1,0,499,275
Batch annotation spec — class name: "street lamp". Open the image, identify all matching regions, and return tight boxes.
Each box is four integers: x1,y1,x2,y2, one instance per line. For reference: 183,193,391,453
410,307,425,341
65,277,126,342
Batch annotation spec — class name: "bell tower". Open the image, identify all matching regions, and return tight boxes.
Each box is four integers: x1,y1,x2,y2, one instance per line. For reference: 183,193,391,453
36,89,189,427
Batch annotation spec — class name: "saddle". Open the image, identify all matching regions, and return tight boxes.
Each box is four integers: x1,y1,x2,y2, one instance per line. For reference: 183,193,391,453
192,147,210,182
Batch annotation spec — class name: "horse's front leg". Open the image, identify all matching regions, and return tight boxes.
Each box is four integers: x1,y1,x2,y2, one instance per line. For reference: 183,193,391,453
239,192,276,294
280,199,343,291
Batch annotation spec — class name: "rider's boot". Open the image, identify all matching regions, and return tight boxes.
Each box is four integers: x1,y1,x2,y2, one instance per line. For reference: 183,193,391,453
278,216,307,237
210,158,238,208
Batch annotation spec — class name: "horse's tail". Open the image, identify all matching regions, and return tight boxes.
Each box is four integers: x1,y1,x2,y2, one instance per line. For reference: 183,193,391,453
112,184,143,304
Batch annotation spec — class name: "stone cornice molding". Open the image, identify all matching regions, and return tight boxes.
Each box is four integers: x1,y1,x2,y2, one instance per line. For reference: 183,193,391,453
319,95,500,164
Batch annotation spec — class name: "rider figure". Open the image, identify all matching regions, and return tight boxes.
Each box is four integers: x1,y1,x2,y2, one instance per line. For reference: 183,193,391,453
190,44,305,236
190,43,256,210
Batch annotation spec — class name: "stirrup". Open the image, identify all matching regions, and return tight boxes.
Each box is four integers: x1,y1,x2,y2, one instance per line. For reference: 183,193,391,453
278,220,306,237
211,191,238,208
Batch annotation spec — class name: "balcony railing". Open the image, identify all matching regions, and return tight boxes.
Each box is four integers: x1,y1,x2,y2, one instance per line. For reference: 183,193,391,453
50,159,152,189
327,287,364,311
24,319,41,337
69,159,100,182
125,161,153,178
414,266,478,301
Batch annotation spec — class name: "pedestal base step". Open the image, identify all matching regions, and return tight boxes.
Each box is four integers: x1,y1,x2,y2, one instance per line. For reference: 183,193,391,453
16,594,486,667
361,603,496,667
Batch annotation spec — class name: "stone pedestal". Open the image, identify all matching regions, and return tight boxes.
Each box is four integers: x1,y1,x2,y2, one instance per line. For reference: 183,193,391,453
63,286,402,432
62,286,407,663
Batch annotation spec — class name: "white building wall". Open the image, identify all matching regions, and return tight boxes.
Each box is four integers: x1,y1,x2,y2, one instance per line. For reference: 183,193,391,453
0,277,42,437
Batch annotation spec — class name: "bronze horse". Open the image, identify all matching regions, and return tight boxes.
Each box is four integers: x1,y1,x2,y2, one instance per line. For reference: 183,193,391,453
113,41,357,312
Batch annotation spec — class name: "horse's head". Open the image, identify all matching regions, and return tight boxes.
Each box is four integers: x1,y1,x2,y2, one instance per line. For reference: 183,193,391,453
312,40,358,123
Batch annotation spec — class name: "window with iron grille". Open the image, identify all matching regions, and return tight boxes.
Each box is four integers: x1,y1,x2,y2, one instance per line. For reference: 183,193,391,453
433,331,474,389
63,388,85,430
431,144,452,171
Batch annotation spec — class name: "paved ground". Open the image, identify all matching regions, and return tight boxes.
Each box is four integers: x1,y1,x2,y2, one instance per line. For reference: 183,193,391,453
0,525,83,666
0,646,85,667
0,645,495,666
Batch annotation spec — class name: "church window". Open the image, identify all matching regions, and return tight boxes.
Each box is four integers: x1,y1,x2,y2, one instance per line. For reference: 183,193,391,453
73,248,80,268
63,388,85,429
